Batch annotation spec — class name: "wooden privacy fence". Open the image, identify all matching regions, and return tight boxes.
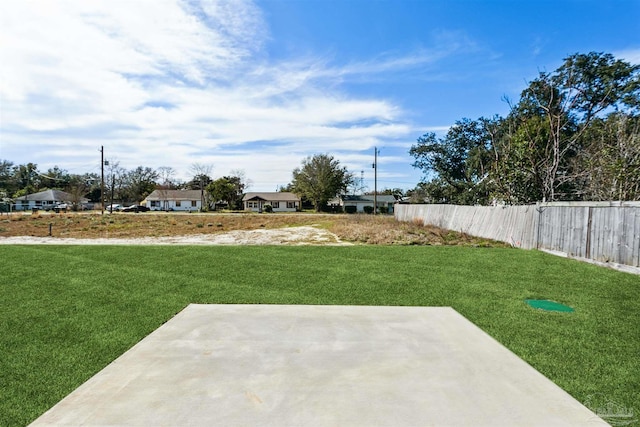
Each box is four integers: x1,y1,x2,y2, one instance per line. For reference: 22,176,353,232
395,201,640,269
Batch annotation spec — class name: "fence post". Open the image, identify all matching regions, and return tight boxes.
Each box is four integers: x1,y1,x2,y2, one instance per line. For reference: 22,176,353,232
585,207,593,259
535,202,542,250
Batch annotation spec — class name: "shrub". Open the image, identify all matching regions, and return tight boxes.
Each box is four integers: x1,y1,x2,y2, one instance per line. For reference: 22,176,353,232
345,206,357,214
379,206,388,214
263,204,273,213
363,206,374,214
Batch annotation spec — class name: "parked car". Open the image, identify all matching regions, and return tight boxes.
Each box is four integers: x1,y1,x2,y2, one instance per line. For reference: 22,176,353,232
106,204,123,212
122,205,150,213
41,203,68,211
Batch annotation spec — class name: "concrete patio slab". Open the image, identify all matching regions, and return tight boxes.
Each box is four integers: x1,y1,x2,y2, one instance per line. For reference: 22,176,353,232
30,304,607,426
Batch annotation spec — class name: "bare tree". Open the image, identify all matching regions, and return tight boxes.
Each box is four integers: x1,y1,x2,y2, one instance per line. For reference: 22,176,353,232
229,169,252,192
514,52,639,201
578,113,640,200
189,163,213,182
188,163,214,211
155,166,177,210
105,160,126,206
157,166,177,188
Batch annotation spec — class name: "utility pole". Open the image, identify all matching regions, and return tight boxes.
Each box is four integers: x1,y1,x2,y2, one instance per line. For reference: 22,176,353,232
25,166,29,211
111,175,115,210
373,146,378,214
100,146,105,215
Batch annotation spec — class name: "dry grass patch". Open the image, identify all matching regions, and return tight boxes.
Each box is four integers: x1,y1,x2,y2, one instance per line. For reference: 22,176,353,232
0,211,507,246
325,215,503,246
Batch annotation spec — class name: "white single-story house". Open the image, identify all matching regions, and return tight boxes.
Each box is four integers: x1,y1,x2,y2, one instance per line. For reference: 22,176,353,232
242,192,301,212
144,189,203,211
331,194,397,213
14,189,88,211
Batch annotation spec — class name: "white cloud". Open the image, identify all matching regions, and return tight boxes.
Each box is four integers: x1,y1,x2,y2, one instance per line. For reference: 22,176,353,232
0,0,457,190
614,48,640,65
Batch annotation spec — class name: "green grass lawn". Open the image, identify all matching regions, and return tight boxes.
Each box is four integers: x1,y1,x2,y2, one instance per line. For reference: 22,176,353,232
1,245,638,426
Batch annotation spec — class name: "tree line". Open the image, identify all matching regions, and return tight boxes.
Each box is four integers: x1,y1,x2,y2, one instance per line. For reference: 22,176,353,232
0,160,252,210
408,52,640,205
0,154,397,212
0,156,360,212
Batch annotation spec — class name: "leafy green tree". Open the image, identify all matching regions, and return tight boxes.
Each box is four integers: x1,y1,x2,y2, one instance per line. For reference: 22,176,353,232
81,173,102,203
120,166,158,203
0,160,18,198
490,115,548,203
207,176,245,210
555,52,640,120
409,117,498,204
291,154,353,212
278,183,295,192
226,176,246,209
12,163,41,197
85,188,102,203
185,173,212,191
505,52,639,201
41,166,71,190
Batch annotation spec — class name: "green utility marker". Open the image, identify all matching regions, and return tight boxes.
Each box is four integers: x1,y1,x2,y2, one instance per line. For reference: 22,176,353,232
525,299,574,313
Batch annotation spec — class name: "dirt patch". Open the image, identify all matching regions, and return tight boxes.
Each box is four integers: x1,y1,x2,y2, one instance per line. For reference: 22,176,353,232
0,226,349,246
0,212,507,247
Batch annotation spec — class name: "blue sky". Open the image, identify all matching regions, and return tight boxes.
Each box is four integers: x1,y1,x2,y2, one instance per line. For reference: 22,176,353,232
1,0,638,192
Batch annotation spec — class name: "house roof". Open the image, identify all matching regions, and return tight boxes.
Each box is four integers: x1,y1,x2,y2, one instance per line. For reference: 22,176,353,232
242,192,300,202
146,190,202,201
15,189,87,203
341,194,397,203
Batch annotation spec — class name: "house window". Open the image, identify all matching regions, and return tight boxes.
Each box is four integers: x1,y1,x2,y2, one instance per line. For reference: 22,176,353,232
151,201,159,207
271,202,279,208
247,201,256,208
175,201,182,207
287,201,296,208
191,200,197,207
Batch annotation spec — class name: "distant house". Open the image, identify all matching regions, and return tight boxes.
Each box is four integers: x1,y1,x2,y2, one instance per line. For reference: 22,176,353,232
242,192,301,212
14,189,88,211
144,189,203,211
331,194,398,214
